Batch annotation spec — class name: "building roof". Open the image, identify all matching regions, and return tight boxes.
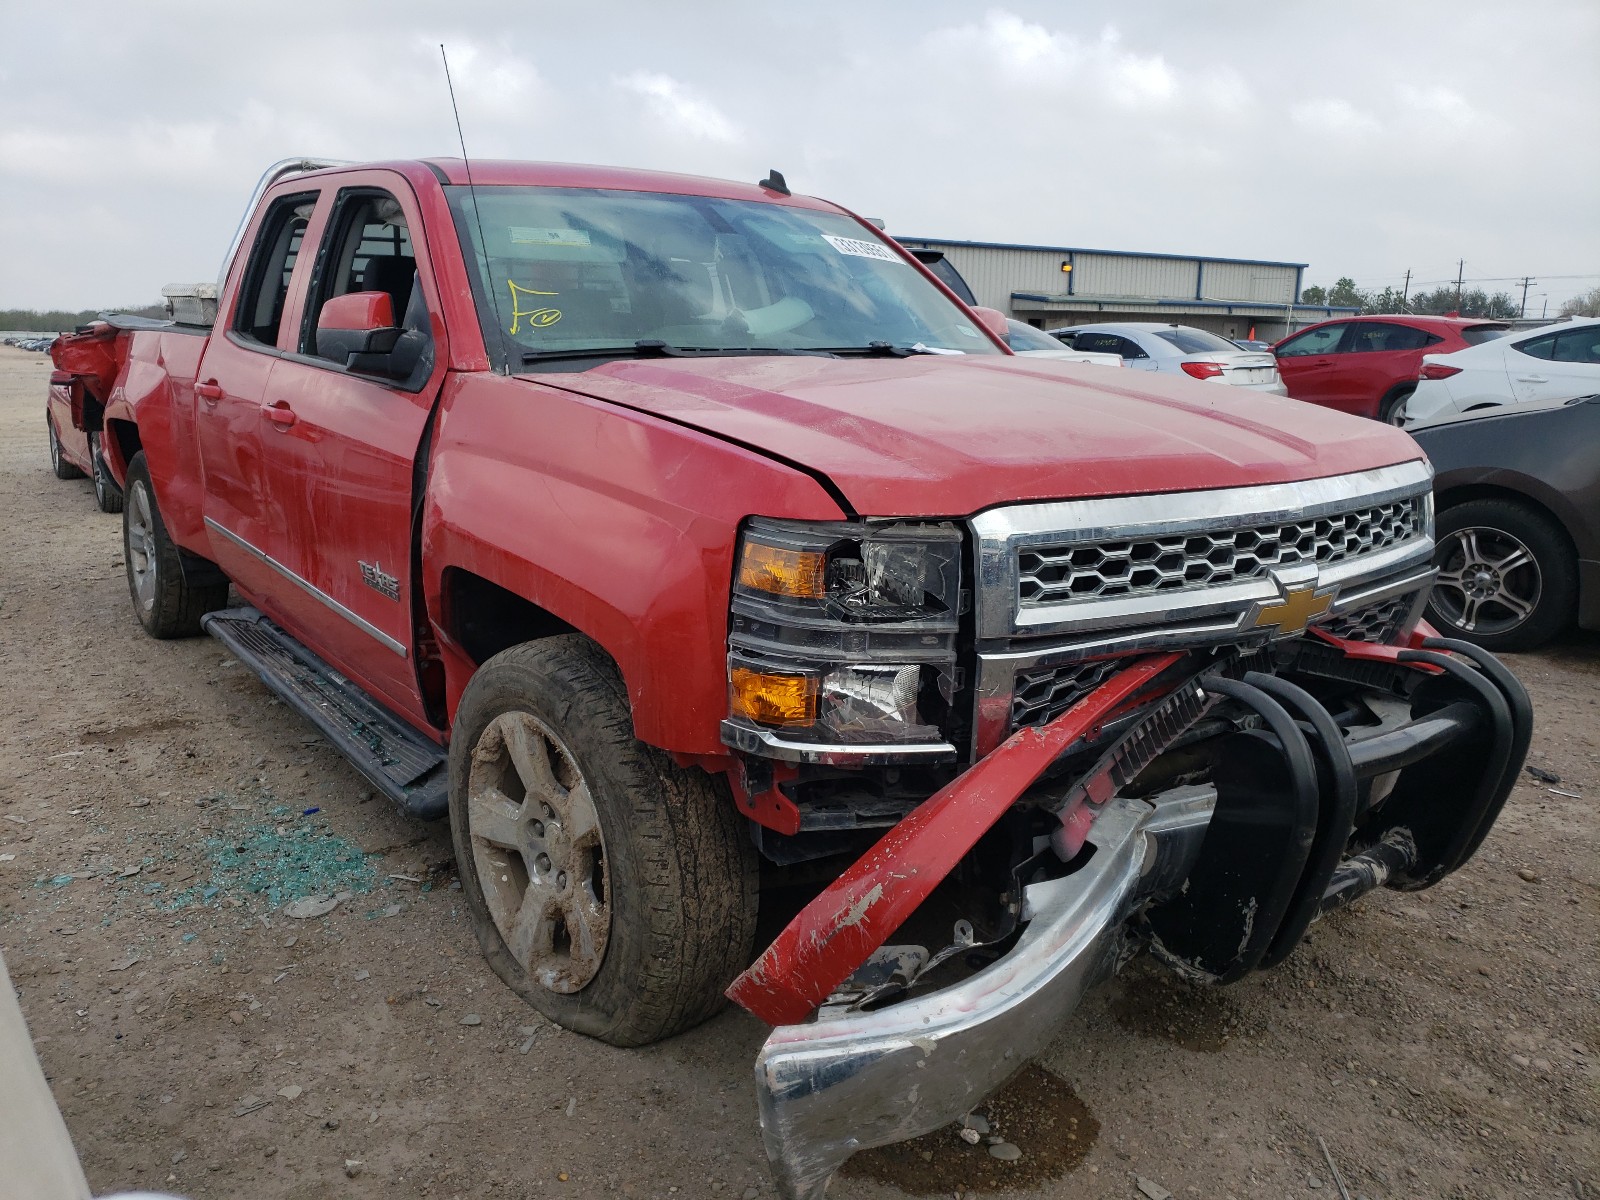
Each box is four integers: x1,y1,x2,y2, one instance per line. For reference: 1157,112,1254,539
896,235,1308,271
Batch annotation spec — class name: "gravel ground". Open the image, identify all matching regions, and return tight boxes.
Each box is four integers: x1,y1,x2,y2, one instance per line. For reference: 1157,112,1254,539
1,344,1595,1199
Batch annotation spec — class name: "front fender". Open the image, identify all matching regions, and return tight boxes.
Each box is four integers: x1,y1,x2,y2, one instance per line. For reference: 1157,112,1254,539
421,372,844,754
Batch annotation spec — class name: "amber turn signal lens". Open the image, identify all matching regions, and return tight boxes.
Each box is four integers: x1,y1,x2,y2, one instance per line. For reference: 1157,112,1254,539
738,541,826,599
730,667,817,728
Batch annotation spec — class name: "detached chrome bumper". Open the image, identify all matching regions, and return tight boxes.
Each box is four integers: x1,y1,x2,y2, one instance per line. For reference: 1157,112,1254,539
752,787,1215,1200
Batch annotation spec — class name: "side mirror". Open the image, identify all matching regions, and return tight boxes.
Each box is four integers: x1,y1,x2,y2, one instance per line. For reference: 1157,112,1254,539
316,292,402,372
971,306,1010,342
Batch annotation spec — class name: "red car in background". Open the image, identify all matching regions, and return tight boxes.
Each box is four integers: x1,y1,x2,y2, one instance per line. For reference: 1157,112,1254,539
1274,314,1510,424
46,366,123,513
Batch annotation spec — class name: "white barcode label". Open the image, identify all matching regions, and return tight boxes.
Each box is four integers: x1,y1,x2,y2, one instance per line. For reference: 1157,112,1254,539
821,234,902,263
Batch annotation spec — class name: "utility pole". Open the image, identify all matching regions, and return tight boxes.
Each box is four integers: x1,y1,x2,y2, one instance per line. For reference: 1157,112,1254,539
1401,269,1411,311
1518,275,1537,318
1454,259,1465,310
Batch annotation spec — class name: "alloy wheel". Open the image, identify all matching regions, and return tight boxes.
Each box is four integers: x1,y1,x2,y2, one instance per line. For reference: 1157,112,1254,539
125,480,158,614
466,711,610,993
1432,526,1540,636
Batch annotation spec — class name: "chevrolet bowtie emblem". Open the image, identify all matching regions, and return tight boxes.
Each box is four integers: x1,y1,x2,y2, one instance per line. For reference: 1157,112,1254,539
1253,583,1334,636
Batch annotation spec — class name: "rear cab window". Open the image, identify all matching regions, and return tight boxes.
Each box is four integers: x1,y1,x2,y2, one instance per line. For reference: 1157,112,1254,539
232,193,319,348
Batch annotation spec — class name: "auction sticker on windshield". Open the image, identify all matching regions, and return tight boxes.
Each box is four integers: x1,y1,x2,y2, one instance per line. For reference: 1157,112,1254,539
822,234,902,263
511,227,592,247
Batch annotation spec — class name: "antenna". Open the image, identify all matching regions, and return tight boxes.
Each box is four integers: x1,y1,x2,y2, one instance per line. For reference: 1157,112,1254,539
440,44,509,368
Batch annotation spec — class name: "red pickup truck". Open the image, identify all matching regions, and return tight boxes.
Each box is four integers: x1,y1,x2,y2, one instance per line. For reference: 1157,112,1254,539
52,158,1529,1199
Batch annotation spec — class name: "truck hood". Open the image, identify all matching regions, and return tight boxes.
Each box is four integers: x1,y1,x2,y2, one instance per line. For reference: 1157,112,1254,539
523,355,1423,517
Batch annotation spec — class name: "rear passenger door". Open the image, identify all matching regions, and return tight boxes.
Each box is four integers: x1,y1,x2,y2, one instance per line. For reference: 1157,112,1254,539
1274,322,1349,406
252,175,448,728
196,187,327,599
1340,321,1440,418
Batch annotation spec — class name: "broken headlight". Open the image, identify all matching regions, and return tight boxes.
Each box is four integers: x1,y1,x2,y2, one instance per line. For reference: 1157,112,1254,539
727,519,961,747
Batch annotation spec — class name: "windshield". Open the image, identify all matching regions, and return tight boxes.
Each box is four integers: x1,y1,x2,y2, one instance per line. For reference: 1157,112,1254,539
1461,325,1511,346
1153,327,1243,354
1005,320,1068,352
445,186,999,366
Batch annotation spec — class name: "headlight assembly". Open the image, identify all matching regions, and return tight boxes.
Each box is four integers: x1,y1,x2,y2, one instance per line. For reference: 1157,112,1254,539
726,518,962,750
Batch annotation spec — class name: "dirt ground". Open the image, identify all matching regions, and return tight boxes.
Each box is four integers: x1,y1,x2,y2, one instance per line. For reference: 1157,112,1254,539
1,343,1595,1200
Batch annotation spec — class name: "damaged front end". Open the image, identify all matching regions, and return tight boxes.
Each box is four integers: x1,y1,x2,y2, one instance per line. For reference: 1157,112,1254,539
719,463,1531,1199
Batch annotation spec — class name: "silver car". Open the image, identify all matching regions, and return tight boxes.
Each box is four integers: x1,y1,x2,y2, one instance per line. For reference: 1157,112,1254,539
1055,322,1287,394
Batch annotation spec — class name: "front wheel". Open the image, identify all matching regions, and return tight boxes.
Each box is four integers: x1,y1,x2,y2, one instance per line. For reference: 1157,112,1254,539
90,432,123,514
449,635,759,1046
123,452,229,638
1428,499,1576,651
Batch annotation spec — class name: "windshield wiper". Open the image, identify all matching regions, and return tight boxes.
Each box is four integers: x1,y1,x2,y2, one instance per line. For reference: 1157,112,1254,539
521,340,837,366
822,341,946,358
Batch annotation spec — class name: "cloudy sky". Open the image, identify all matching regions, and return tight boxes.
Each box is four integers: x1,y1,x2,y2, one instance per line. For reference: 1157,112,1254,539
2,1,1596,311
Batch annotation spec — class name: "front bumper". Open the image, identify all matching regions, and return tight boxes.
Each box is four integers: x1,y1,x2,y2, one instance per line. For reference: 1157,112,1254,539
753,787,1212,1200
743,634,1530,1199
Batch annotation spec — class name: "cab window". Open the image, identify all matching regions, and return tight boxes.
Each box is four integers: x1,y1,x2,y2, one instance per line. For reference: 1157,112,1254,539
301,189,435,387
233,193,317,346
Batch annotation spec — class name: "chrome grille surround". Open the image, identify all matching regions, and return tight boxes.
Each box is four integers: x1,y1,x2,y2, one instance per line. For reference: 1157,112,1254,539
1017,498,1423,606
969,461,1436,754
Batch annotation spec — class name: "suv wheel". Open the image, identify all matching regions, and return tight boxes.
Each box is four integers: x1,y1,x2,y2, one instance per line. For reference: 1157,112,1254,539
90,432,123,514
449,635,758,1046
1379,387,1412,425
123,452,229,637
1429,498,1576,651
48,416,83,480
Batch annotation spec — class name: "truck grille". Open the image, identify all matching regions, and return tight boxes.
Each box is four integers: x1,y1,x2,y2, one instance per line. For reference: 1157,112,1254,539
1017,497,1423,607
1011,657,1129,729
1319,593,1417,644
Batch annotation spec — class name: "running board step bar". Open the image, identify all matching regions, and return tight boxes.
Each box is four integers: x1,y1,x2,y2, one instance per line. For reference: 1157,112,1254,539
201,607,448,819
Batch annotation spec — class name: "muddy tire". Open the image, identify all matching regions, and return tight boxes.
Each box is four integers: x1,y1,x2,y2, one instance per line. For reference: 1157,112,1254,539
48,415,83,480
123,452,228,638
90,433,123,514
449,635,758,1046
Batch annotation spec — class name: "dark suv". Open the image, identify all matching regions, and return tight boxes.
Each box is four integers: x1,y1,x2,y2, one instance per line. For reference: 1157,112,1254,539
1275,314,1509,423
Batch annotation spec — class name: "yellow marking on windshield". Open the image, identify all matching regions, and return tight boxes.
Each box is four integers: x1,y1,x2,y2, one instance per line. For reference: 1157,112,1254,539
507,282,562,334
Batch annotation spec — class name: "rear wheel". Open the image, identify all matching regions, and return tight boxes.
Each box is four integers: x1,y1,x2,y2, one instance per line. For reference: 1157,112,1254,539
123,452,229,638
1428,499,1575,651
90,432,123,514
450,635,759,1046
1379,387,1412,425
48,416,83,480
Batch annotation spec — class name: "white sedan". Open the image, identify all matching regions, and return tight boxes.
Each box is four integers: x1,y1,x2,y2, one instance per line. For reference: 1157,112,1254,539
1404,316,1600,427
1054,322,1287,394
1005,319,1122,367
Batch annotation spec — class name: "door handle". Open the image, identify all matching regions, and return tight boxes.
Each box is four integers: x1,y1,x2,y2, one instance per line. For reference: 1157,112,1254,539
1515,374,1549,383
261,401,298,429
195,380,225,403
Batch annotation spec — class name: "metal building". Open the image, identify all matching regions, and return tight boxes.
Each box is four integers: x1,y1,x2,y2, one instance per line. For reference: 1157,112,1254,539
894,236,1357,341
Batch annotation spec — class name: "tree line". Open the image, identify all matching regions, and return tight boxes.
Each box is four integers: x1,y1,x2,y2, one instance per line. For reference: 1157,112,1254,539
1299,278,1600,320
0,305,165,333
